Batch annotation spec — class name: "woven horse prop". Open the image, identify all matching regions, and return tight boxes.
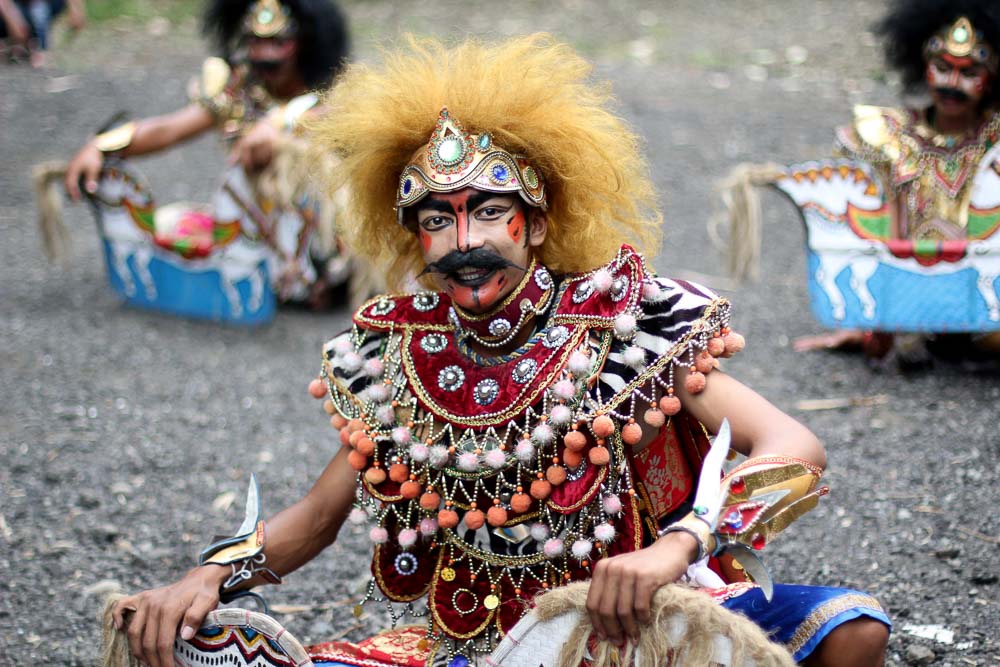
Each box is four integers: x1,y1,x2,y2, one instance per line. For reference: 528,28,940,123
715,148,1000,333
32,139,360,324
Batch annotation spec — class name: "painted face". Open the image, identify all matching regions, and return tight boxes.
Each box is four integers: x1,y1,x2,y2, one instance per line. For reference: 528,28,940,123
247,36,299,84
926,53,991,118
410,187,546,313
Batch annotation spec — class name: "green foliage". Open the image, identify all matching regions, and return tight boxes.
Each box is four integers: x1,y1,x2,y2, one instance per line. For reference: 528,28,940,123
86,0,202,24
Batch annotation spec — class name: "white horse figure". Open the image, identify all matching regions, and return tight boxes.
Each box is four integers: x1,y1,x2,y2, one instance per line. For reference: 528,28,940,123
769,152,1000,328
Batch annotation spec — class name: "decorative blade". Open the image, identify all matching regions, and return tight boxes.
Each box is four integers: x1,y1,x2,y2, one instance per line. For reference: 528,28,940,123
234,473,261,538
727,544,774,602
692,418,732,526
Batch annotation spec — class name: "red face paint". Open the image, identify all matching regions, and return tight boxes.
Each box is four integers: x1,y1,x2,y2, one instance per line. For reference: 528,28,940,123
506,209,526,244
447,272,506,311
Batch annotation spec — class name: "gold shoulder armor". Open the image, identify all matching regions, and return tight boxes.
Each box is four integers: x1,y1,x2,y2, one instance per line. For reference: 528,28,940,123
848,105,907,162
200,57,232,98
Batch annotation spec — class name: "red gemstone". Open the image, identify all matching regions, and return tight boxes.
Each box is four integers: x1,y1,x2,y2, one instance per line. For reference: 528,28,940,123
751,533,766,550
730,476,745,495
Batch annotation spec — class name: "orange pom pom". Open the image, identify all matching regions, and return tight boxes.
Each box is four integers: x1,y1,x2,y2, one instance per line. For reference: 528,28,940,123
308,378,326,399
419,491,441,511
694,351,716,374
562,448,584,468
465,509,486,530
643,408,665,428
349,430,366,447
564,430,588,452
347,449,368,471
330,412,347,429
389,463,409,483
707,337,726,357
592,415,615,438
437,508,459,529
546,465,567,485
323,400,335,415
510,492,532,513
487,506,508,527
622,422,643,446
659,395,681,415
530,479,552,500
400,480,421,499
685,370,706,394
355,437,376,457
723,332,745,357
339,427,352,447
347,419,366,433
364,467,386,485
589,446,610,466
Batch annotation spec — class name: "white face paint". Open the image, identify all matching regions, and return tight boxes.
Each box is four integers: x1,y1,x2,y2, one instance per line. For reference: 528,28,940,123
926,54,991,119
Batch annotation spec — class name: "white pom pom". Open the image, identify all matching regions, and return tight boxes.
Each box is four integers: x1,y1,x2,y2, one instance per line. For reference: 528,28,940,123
552,379,577,401
419,518,438,536
369,526,389,544
530,523,550,542
348,507,368,525
392,427,412,445
593,522,616,543
398,528,418,548
613,313,637,339
409,442,429,463
363,357,385,377
571,539,593,560
549,404,572,426
341,351,364,373
532,423,555,445
483,448,507,469
622,345,646,369
375,403,396,426
515,439,535,463
567,351,591,375
365,383,390,404
592,269,614,294
457,451,480,472
428,445,450,468
602,494,623,514
543,538,564,558
332,336,354,357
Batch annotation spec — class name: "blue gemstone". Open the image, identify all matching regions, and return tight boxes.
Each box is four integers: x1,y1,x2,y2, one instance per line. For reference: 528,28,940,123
449,656,470,667
491,164,509,182
402,178,412,195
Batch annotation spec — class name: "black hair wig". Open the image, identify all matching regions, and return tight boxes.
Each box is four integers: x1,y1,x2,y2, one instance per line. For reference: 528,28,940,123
203,0,350,89
877,0,1000,103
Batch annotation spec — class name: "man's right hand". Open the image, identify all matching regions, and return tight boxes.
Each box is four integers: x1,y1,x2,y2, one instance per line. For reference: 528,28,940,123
64,143,105,201
112,564,228,667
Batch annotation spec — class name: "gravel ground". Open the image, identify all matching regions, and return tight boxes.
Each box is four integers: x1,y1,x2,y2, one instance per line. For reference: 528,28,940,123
1,1,998,665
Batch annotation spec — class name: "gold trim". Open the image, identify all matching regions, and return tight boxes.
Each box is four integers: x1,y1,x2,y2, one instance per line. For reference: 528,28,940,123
786,593,886,656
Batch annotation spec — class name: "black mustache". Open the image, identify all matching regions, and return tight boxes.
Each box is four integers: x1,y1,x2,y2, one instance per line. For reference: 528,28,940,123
935,87,970,103
419,248,523,278
250,59,284,72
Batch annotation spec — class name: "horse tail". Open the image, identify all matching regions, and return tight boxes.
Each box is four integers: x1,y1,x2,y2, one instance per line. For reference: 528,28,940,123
531,581,795,667
31,160,72,263
710,163,786,282
100,593,141,667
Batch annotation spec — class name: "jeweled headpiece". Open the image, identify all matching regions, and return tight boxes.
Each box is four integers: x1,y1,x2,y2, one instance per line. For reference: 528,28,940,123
395,108,547,226
244,0,297,39
923,15,998,72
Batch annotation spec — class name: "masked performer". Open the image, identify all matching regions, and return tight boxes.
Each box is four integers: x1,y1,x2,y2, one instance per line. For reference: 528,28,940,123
56,0,355,312
108,35,890,667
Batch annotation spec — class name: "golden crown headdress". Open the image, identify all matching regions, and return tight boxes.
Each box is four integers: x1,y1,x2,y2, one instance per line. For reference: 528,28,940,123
245,0,296,39
923,16,998,71
395,108,547,226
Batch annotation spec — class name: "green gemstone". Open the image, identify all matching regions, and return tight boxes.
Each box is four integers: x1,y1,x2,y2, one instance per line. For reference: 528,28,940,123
436,137,464,165
523,166,538,188
953,27,969,43
259,9,273,23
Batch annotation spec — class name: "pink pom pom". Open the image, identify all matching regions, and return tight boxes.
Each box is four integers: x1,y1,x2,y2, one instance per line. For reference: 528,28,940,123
348,507,368,525
419,518,438,536
571,539,593,560
375,403,396,425
614,313,637,339
552,379,577,401
602,494,623,514
397,528,418,549
332,336,353,357
642,281,662,301
363,357,385,377
530,523,550,541
532,423,555,445
483,448,507,469
341,351,364,373
429,445,450,468
457,451,480,472
543,538,564,558
549,404,573,426
515,439,536,463
409,442,429,462
622,345,646,369
369,526,389,544
392,427,412,445
594,523,616,543
365,383,390,404
592,269,614,294
568,351,591,375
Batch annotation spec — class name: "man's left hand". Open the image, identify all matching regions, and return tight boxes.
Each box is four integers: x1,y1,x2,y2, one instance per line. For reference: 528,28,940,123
229,121,281,171
585,530,700,645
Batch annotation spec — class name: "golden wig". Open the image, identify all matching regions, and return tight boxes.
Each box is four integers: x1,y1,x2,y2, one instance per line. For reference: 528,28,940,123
308,33,662,290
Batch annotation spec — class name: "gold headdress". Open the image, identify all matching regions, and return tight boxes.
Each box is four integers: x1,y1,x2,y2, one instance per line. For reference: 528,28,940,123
923,15,998,71
396,108,546,225
309,34,662,290
245,0,296,39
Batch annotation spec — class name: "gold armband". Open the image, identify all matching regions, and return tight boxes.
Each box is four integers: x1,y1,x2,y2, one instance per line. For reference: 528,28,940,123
93,121,137,154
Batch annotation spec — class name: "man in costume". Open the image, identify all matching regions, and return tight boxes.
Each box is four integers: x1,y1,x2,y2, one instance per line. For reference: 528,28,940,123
789,0,1000,360
60,0,353,308
108,35,890,667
